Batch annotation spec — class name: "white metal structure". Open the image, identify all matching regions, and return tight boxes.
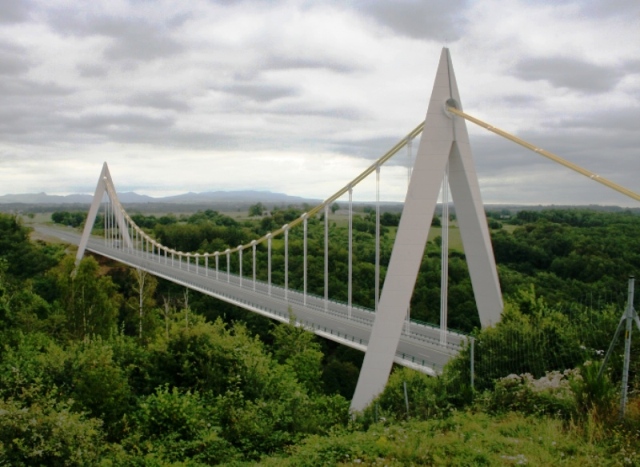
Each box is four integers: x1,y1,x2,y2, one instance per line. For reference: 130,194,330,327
74,48,503,415
76,162,132,263
71,47,639,414
350,48,503,412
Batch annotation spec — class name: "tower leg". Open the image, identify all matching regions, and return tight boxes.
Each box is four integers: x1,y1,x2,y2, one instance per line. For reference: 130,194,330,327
350,48,503,413
76,162,132,264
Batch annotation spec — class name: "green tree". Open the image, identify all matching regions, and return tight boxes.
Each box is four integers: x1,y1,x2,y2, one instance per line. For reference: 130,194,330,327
126,268,158,340
0,391,106,465
50,256,122,340
51,211,86,228
0,214,61,279
271,313,324,393
65,338,132,440
126,384,237,464
249,202,266,217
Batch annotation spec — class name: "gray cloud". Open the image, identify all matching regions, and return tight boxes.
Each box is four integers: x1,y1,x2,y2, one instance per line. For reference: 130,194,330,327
577,0,640,18
46,112,179,148
77,64,109,78
265,55,366,74
353,0,469,41
331,135,405,163
625,60,640,74
220,82,299,102
527,0,640,18
0,111,68,144
226,53,364,84
47,12,184,62
71,112,174,132
164,130,245,150
1,0,637,206
499,94,542,107
261,100,367,120
0,103,240,150
526,130,639,173
0,43,30,75
0,88,176,145
0,78,72,97
129,92,191,111
469,126,639,195
98,20,184,61
0,0,32,24
557,108,640,133
514,57,624,93
0,75,74,144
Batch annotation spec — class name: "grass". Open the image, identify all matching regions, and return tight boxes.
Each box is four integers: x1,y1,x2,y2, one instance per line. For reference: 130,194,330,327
428,225,464,251
241,411,623,466
20,212,52,225
383,224,464,252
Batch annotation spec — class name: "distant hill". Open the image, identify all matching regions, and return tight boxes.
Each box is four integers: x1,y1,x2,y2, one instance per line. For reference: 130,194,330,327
158,190,312,204
2,192,636,216
0,193,91,204
0,190,318,205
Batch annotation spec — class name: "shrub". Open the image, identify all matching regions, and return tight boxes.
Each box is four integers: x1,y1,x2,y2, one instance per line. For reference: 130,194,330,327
481,370,577,417
63,338,132,440
126,384,237,464
0,391,105,465
570,360,618,424
359,367,454,425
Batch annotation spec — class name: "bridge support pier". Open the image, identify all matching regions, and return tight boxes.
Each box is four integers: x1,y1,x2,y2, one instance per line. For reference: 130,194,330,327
350,48,503,413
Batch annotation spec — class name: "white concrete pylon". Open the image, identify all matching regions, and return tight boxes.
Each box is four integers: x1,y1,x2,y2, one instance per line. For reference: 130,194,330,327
76,162,132,264
350,48,503,413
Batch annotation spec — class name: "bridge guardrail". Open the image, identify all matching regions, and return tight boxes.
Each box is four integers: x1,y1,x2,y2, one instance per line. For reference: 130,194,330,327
87,240,460,372
148,266,446,373
95,241,466,352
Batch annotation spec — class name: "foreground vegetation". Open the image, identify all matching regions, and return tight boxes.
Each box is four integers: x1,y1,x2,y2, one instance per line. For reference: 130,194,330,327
256,411,622,466
1,207,640,464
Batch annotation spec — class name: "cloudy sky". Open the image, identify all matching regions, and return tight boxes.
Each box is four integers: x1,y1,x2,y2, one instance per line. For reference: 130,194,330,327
1,0,639,206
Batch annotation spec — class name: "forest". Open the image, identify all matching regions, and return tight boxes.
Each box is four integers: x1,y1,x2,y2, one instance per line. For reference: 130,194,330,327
1,205,640,465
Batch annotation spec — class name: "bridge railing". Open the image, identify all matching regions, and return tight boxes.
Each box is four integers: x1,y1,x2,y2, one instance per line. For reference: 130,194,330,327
95,120,429,328
103,237,467,350
101,234,466,347
87,237,455,375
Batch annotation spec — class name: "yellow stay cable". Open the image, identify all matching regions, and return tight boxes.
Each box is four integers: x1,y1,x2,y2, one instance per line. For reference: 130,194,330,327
447,106,640,203
123,107,638,258
121,122,425,256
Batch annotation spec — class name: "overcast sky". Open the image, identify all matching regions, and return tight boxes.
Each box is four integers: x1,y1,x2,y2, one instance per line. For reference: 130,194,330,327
1,0,639,206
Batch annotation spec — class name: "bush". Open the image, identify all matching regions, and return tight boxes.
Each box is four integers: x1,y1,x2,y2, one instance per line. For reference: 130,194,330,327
0,332,65,404
216,377,349,457
64,339,132,440
447,294,587,393
481,370,577,418
570,360,618,424
0,390,106,465
125,384,237,464
359,367,455,425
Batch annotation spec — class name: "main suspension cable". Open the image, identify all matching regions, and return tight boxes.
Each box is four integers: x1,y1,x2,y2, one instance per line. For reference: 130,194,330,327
447,106,640,203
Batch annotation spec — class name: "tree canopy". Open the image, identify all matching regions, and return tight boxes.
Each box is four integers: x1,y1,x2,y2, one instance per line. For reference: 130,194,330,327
3,208,640,464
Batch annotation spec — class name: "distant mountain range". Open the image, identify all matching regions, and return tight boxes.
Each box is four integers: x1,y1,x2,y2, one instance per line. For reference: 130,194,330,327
1,192,636,215
0,190,317,205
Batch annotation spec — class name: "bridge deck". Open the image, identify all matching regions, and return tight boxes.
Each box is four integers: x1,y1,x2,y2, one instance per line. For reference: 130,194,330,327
36,225,468,375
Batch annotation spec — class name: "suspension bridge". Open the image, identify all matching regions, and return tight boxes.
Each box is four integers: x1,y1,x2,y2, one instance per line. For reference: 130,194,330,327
42,48,638,413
